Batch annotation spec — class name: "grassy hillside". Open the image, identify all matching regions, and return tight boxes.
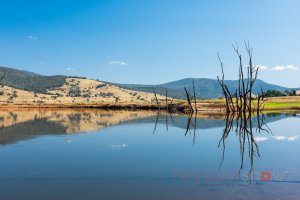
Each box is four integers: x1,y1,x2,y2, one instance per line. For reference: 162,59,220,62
118,78,298,99
0,66,67,93
0,77,166,105
0,66,168,105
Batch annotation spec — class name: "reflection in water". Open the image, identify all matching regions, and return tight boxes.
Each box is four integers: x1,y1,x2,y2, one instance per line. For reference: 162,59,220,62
218,112,271,180
0,109,157,145
0,108,293,146
151,110,273,180
1,109,300,199
0,108,297,179
153,111,278,181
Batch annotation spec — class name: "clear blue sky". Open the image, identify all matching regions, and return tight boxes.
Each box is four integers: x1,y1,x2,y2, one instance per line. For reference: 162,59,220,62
0,0,299,87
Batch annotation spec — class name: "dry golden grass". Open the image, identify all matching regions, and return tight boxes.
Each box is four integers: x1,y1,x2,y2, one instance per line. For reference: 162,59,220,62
0,78,166,106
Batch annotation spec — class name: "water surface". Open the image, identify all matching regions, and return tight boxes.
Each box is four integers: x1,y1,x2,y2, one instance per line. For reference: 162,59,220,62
0,109,299,200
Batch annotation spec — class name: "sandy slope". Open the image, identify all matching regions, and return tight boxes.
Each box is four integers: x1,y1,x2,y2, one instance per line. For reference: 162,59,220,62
0,78,165,105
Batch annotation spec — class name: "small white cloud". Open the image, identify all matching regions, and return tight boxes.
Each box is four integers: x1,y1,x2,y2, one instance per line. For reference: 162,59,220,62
255,136,268,142
39,61,46,65
28,35,38,40
272,66,285,71
109,61,127,66
66,67,75,71
271,65,299,71
255,65,268,70
255,64,299,71
273,136,287,141
287,136,299,141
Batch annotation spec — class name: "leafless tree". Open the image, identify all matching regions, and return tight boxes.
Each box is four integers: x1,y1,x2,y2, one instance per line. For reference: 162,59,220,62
184,87,193,112
192,80,197,112
218,42,260,114
165,89,168,111
152,87,160,108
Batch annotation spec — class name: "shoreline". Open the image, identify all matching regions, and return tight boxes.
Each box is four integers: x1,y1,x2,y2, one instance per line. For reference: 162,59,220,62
1,100,300,113
0,102,194,113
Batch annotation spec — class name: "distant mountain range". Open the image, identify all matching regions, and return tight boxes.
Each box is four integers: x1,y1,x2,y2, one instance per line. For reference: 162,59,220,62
0,66,299,99
117,78,300,99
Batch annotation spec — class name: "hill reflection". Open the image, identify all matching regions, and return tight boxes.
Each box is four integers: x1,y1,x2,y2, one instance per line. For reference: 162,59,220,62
0,109,157,145
0,108,297,145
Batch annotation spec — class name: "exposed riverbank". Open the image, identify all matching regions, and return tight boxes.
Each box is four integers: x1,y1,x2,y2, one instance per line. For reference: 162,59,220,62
2,96,300,113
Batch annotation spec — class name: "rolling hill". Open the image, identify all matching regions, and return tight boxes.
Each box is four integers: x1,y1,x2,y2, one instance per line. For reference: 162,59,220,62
0,66,164,104
0,66,67,93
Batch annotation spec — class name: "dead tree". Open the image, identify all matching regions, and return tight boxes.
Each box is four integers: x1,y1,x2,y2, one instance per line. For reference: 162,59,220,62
165,89,168,111
233,45,247,114
152,87,160,109
192,80,197,112
256,85,266,116
217,43,269,180
218,42,260,115
217,54,235,113
245,42,259,114
184,87,193,112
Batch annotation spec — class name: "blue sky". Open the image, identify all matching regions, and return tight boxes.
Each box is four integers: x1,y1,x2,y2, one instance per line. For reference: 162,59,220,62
0,0,299,87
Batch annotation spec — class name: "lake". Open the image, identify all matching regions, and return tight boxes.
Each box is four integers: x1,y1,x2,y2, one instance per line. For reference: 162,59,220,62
0,109,299,200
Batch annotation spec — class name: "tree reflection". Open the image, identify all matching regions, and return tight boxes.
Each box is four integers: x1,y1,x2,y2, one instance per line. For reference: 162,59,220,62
154,110,272,181
218,111,271,181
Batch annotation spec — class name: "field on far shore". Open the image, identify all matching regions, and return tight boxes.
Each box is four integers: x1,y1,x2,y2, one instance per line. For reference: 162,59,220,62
263,96,300,110
197,96,300,111
1,96,300,113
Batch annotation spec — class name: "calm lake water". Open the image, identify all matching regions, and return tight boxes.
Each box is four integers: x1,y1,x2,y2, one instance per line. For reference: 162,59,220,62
0,109,300,200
